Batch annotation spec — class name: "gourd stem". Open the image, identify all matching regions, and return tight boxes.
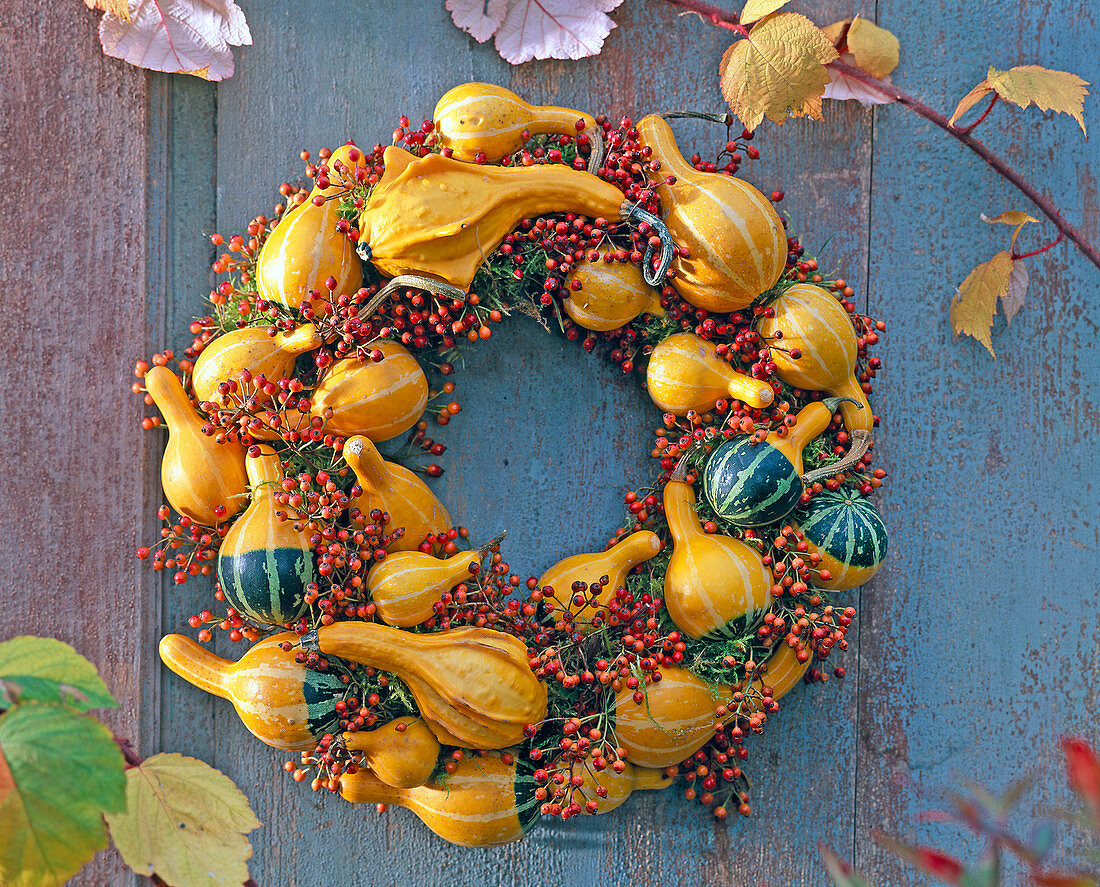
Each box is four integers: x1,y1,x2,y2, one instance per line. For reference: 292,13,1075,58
158,635,229,699
586,126,606,175
361,274,468,319
144,366,200,432
801,429,872,487
660,110,735,126
626,205,675,287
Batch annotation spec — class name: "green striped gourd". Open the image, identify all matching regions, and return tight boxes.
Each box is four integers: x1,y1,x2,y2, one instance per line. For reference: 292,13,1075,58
792,491,888,590
702,401,837,527
217,444,314,625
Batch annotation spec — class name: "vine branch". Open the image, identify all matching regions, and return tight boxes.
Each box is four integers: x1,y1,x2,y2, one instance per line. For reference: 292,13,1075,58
656,0,1100,273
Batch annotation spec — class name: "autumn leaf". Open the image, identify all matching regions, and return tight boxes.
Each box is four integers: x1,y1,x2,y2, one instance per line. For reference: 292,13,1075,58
494,0,624,65
97,0,252,82
982,209,1040,250
873,832,965,885
1061,737,1100,834
823,57,895,107
1031,873,1100,887
1003,259,1029,324
845,17,899,79
84,0,129,20
0,703,126,887
106,753,261,887
949,65,1089,133
949,250,1013,356
719,12,839,130
0,636,116,712
447,0,509,43
818,842,879,887
740,0,789,26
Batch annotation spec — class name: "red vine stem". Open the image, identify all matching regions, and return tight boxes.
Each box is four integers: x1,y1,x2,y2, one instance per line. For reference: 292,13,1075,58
657,0,1100,273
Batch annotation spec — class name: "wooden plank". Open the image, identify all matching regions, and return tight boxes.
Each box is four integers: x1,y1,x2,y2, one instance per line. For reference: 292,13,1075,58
857,0,1100,882
0,2,161,884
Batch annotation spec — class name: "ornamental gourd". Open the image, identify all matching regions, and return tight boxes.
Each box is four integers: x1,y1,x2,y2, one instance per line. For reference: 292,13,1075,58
158,633,344,751
662,468,772,640
540,531,662,632
144,365,248,526
192,324,323,406
561,261,665,331
343,717,440,789
433,83,597,163
217,445,314,625
791,490,888,591
310,340,428,441
702,399,851,527
636,115,785,312
646,331,776,414
343,435,451,552
306,623,547,749
341,751,540,846
256,144,365,313
357,146,630,292
756,283,873,434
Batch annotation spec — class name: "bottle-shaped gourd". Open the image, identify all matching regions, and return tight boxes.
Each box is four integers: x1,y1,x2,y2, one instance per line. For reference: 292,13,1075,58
311,341,428,441
144,366,248,525
341,752,540,847
790,490,888,591
646,332,775,414
367,534,502,627
343,435,451,552
158,633,345,751
217,445,314,625
307,623,547,750
636,116,785,312
702,399,847,527
662,470,772,640
357,146,628,291
434,83,597,163
192,324,323,405
540,532,662,632
256,143,366,313
343,717,440,789
561,261,665,331
756,283,873,434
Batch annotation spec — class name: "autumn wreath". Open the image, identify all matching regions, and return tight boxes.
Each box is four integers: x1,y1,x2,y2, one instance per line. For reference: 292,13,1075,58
135,82,887,846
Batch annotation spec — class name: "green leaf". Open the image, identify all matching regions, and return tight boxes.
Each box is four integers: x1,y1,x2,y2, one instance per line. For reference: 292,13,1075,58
0,636,117,712
106,753,261,887
0,702,126,887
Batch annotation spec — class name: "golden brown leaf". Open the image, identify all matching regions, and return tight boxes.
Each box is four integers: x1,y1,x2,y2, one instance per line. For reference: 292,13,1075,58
740,0,789,26
846,16,899,79
719,12,839,131
820,19,848,48
949,251,1013,356
948,81,995,127
987,65,1089,134
1004,259,1029,324
84,0,130,22
981,209,1040,250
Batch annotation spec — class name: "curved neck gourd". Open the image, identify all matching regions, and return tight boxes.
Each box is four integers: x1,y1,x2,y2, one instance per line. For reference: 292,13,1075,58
192,324,323,404
343,717,440,788
433,83,597,163
646,332,775,414
770,401,835,474
144,366,248,526
367,544,491,627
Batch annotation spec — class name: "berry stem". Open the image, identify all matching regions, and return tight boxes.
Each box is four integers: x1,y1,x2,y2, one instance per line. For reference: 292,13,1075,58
1013,231,1065,260
956,93,998,135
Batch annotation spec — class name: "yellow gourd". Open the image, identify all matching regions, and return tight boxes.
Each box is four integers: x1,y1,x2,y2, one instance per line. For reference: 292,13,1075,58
256,144,365,313
343,435,451,552
343,717,440,789
756,283,873,434
216,445,314,626
144,366,248,526
580,763,673,815
646,332,775,413
540,531,662,632
341,752,540,846
636,115,786,312
158,633,345,751
308,623,547,749
192,324,323,405
662,472,772,640
434,83,597,162
311,340,428,441
357,146,629,292
562,261,665,331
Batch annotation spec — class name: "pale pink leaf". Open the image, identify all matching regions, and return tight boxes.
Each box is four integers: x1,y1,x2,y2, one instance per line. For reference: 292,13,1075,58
447,0,509,43
99,0,252,82
1003,259,1028,324
494,0,624,65
823,57,895,106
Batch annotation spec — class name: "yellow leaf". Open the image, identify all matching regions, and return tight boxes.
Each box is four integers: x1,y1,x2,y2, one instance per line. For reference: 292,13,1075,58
719,12,839,131
820,19,849,48
981,209,1040,250
740,0,789,26
106,753,260,887
948,81,995,127
84,0,130,22
949,251,1013,357
846,16,899,79
987,65,1090,134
